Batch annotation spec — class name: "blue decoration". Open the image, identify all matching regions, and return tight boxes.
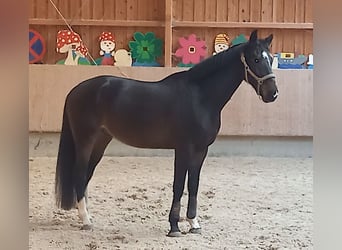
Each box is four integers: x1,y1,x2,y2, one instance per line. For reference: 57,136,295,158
29,29,46,63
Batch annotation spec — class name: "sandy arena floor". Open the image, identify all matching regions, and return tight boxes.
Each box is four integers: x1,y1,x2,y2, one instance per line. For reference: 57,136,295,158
29,156,313,249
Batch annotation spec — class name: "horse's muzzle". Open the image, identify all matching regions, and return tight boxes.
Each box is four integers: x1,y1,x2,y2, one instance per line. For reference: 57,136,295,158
262,89,278,103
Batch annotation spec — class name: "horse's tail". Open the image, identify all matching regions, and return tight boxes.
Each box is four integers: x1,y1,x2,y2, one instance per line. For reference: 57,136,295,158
55,103,76,210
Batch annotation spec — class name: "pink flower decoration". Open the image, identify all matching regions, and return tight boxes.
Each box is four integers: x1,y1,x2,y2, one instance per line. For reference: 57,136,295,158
175,34,207,64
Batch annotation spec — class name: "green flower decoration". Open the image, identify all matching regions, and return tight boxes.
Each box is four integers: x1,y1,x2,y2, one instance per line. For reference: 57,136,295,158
129,32,162,63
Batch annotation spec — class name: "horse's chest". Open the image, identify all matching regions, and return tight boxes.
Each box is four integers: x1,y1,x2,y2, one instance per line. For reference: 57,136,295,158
188,114,220,144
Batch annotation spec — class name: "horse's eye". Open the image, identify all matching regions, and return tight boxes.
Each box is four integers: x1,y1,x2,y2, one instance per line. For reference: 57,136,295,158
255,59,259,63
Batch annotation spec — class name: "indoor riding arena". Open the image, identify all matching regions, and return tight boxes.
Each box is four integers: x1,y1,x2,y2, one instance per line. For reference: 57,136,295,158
29,0,313,249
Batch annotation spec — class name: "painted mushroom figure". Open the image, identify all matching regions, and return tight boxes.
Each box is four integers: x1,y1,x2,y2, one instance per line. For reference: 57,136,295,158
56,30,82,65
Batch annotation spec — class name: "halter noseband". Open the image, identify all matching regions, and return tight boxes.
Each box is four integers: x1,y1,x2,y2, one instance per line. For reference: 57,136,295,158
240,53,275,96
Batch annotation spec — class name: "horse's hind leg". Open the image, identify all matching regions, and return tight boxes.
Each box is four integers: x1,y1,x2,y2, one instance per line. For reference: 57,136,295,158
73,132,97,230
84,129,112,205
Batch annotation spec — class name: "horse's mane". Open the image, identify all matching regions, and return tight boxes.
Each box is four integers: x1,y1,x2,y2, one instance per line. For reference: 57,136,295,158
187,42,247,81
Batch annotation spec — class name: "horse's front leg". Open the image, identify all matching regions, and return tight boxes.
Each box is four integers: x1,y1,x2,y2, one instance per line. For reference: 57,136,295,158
186,147,208,234
168,146,208,237
168,148,188,237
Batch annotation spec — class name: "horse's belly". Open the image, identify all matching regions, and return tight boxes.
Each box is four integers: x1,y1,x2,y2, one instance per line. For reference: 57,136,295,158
105,124,175,149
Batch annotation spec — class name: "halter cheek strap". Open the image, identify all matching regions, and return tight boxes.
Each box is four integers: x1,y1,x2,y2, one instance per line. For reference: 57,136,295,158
240,53,276,96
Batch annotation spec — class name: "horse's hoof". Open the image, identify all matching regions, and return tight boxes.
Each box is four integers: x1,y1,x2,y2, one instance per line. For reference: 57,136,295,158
80,224,93,230
167,231,183,237
189,228,201,234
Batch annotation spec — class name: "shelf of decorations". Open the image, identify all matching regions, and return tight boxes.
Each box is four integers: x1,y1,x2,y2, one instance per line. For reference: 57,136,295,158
29,0,312,68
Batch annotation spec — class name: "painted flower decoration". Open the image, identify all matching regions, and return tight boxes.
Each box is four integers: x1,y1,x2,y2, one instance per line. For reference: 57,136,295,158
129,32,162,63
175,34,207,66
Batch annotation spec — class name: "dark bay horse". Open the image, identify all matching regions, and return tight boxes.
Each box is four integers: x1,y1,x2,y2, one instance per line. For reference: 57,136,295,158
55,30,278,237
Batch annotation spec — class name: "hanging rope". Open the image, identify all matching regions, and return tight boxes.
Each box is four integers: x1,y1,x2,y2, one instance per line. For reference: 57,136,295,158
48,0,98,65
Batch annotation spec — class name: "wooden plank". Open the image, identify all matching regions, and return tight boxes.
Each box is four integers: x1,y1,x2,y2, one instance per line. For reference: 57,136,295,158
271,29,282,53
80,0,91,20
173,0,183,20
46,26,57,64
294,30,305,56
57,0,70,19
227,0,239,22
29,19,166,27
103,0,115,20
304,0,313,23
295,0,305,23
283,0,295,23
29,0,36,18
216,0,228,22
115,0,127,20
153,0,164,21
273,0,284,22
261,0,273,22
193,0,205,22
127,0,138,20
137,0,147,20
92,0,104,20
47,0,58,19
204,0,216,22
182,0,194,21
29,65,313,136
250,0,261,22
282,30,295,53
164,0,173,67
238,0,250,22
137,0,160,21
172,21,313,29
304,30,313,55
35,0,48,19
69,0,82,21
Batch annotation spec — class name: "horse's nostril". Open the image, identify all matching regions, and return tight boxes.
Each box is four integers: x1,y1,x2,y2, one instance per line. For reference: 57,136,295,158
273,90,279,98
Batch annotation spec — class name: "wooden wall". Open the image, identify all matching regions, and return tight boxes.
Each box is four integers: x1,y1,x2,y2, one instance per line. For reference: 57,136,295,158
29,0,313,66
29,65,313,136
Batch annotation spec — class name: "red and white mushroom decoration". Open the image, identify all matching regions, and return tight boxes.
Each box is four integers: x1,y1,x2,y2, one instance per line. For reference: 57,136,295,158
56,30,82,53
75,43,88,57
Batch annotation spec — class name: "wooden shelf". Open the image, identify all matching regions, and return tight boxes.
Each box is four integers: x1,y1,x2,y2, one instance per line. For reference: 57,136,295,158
29,19,313,30
29,0,313,67
29,18,165,27
172,21,313,30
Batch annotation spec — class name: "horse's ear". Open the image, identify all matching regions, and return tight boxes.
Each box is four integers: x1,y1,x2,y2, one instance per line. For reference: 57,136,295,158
264,34,273,47
249,30,258,43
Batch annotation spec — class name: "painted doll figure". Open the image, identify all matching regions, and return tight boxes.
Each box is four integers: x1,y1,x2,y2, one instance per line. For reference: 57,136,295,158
99,32,116,65
213,33,230,55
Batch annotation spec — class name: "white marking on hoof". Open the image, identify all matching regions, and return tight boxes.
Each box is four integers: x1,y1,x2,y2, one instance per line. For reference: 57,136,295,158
186,217,201,229
77,197,92,227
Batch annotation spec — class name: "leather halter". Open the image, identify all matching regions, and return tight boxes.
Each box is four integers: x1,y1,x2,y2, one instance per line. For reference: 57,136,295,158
240,53,275,96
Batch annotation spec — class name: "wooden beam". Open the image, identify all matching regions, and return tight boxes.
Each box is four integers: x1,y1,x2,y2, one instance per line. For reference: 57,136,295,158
164,0,173,67
172,21,313,29
29,18,165,27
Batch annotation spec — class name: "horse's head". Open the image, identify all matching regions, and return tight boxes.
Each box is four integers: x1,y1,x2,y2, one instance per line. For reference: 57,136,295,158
242,30,278,103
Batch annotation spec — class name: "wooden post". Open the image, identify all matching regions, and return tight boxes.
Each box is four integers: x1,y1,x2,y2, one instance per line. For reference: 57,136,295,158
164,0,172,67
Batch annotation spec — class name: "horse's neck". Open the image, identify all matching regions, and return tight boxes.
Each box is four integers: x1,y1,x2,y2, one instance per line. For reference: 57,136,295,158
200,60,245,111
